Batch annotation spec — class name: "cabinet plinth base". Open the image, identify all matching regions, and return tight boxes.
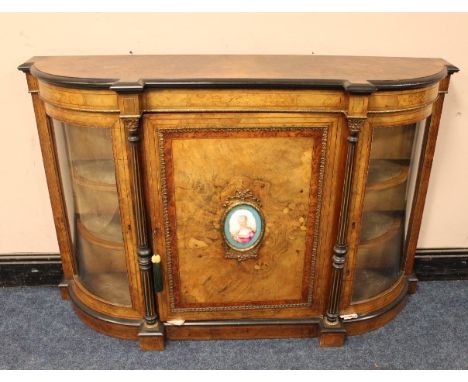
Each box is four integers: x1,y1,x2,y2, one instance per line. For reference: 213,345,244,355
138,322,166,351
318,319,346,347
64,279,410,349
68,282,140,340
165,320,319,341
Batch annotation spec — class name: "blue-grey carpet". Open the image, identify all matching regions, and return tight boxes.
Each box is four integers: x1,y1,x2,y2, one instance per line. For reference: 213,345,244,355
0,280,467,369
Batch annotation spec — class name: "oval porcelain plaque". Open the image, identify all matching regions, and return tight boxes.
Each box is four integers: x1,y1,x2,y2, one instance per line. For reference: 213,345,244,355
223,203,264,251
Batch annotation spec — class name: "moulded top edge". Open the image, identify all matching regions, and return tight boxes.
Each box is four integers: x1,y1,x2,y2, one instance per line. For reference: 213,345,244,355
18,55,459,94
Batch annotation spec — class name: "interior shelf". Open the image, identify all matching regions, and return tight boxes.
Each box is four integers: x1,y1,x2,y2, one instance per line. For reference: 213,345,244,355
72,159,117,190
363,160,410,212
356,211,403,270
76,216,127,279
352,269,400,302
77,215,124,247
367,159,409,191
360,211,402,245
71,159,120,221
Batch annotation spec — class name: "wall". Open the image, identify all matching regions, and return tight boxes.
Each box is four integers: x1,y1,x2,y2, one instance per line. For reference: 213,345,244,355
0,13,467,253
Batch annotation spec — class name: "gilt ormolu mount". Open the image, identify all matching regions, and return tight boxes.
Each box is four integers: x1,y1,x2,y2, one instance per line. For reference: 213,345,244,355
18,55,458,349
222,189,265,262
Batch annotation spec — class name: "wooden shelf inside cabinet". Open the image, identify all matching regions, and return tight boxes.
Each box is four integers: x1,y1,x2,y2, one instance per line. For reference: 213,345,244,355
77,217,123,250
77,216,124,248
367,160,409,192
75,218,130,305
353,212,405,302
363,160,411,212
76,218,125,275
357,211,403,269
19,54,458,349
71,159,122,233
71,159,117,191
352,269,400,302
360,211,402,245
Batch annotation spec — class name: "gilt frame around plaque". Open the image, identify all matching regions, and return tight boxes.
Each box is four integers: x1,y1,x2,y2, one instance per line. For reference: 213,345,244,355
221,190,265,262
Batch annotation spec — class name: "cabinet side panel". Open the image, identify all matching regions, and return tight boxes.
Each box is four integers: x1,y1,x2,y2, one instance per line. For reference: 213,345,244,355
405,90,448,274
27,74,76,279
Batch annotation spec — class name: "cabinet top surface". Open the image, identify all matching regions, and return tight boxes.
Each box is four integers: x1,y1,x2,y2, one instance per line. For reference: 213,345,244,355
19,55,458,93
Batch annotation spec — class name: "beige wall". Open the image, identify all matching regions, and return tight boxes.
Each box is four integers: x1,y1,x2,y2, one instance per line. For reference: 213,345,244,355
0,13,467,253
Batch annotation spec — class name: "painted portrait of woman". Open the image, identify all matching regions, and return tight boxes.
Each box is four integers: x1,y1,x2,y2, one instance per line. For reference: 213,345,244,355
228,209,257,244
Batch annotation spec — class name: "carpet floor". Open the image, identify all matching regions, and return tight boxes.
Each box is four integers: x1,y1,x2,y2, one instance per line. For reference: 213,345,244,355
0,280,467,369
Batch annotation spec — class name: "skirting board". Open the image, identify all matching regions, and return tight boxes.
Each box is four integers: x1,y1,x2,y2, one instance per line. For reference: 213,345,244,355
0,253,62,287
414,248,468,280
0,249,467,287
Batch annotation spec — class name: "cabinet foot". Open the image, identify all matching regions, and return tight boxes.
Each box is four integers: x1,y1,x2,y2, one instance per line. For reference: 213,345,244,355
407,274,418,294
138,322,166,351
59,281,69,300
319,318,346,347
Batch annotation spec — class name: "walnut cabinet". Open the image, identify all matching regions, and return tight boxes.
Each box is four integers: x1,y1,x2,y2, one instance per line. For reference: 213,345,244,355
19,55,458,349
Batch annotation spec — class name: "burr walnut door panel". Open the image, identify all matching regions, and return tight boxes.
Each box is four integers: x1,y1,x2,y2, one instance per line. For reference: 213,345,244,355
143,113,344,321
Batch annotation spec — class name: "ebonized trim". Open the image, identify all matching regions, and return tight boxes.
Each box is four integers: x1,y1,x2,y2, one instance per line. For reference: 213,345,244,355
68,283,141,328
28,66,118,89
368,70,449,90
446,64,460,75
0,253,63,287
168,318,321,327
346,281,407,325
19,60,458,94
17,60,34,73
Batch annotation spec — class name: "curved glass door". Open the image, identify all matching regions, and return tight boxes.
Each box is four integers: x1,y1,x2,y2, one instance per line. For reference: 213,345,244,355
352,119,426,302
52,119,131,306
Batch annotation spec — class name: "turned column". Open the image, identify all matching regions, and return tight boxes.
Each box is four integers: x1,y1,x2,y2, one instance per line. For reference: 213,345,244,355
320,93,369,347
123,115,158,325
114,88,165,350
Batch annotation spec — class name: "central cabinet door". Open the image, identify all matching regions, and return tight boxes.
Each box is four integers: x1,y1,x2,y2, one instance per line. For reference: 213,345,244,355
143,113,344,321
